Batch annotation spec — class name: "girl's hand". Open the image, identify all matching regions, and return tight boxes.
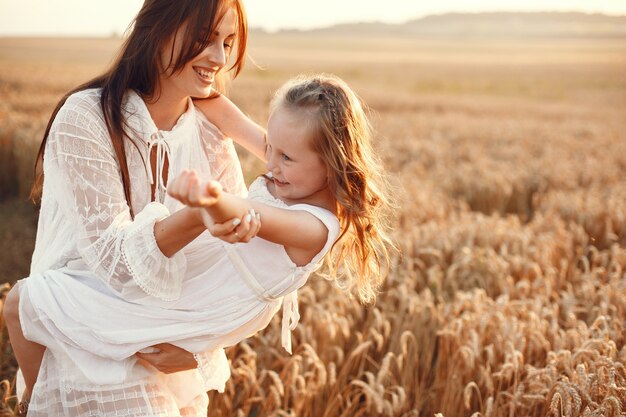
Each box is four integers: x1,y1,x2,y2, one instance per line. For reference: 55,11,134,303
168,170,221,208
168,169,261,243
134,343,197,373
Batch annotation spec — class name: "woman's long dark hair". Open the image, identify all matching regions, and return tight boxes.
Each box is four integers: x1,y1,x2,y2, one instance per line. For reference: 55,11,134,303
31,0,248,217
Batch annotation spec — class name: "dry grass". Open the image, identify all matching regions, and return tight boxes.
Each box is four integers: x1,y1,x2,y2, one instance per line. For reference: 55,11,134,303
0,34,624,416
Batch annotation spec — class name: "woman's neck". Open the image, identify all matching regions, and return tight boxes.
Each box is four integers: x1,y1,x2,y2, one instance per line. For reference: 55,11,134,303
144,91,189,131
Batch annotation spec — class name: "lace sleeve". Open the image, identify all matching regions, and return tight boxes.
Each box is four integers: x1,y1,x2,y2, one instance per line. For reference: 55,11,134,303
197,111,247,197
48,92,186,301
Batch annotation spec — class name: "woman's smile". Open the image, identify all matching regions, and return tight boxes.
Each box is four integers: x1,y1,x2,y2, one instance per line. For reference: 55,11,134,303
193,66,215,84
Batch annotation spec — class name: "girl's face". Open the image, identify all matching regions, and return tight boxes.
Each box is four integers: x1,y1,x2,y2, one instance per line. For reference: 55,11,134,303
159,8,237,101
266,106,329,204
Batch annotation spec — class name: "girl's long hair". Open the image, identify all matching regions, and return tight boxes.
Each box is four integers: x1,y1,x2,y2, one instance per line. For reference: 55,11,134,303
271,74,396,303
31,0,248,217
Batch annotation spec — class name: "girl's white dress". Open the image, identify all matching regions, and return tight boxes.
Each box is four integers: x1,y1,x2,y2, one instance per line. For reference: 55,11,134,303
17,88,252,417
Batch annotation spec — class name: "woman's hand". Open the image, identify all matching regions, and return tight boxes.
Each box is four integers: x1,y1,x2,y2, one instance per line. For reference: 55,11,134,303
201,209,261,243
135,343,197,373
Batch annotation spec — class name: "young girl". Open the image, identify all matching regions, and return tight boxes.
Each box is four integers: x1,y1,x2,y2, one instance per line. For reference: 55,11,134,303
10,74,394,413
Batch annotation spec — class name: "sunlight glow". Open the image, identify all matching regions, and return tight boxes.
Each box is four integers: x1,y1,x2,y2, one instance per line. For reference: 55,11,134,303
0,0,625,36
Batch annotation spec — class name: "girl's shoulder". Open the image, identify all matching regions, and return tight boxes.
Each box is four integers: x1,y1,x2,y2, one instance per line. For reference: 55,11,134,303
288,203,340,243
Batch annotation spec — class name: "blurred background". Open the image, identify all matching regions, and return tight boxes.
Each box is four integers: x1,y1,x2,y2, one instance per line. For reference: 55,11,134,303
0,1,625,416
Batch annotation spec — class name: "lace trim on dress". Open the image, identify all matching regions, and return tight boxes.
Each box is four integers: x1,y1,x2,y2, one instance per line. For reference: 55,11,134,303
120,202,187,301
192,349,230,393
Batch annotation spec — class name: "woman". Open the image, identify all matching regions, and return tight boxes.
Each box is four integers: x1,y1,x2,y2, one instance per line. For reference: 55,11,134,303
3,0,265,415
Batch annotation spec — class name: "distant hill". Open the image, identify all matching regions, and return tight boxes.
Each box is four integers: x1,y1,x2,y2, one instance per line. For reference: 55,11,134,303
254,12,626,38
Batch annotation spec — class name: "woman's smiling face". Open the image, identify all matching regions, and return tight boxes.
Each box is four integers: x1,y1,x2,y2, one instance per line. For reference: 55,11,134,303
159,8,237,101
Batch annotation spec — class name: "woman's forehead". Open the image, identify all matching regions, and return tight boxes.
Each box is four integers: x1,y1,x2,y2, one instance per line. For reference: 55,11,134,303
181,2,238,35
213,8,238,33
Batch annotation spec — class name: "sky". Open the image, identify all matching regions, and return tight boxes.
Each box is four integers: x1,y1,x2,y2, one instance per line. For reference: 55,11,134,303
0,0,625,36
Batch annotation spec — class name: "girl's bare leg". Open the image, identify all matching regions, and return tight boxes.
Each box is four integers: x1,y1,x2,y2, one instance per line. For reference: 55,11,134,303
3,285,46,397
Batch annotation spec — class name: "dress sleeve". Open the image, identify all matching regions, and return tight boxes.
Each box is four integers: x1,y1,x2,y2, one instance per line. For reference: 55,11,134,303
197,111,247,198
47,92,186,301
192,349,231,393
287,204,341,267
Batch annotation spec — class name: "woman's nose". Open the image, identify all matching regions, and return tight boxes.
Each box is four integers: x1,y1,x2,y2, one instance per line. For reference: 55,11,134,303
207,42,227,68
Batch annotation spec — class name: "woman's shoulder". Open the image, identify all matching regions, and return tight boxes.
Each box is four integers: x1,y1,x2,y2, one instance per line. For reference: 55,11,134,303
56,88,104,124
63,88,103,110
193,105,229,142
51,88,108,141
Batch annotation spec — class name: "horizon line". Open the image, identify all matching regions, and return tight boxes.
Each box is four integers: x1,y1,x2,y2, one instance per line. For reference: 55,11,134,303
1,9,625,38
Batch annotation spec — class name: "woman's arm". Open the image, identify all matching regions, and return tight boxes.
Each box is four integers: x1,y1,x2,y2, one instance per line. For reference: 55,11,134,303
154,207,259,257
194,94,267,161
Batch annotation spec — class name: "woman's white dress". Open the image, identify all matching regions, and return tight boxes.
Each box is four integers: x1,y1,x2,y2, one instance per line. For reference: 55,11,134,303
21,177,339,411
17,88,248,416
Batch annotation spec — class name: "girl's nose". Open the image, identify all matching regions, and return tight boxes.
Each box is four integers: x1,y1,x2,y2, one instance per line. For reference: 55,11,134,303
265,150,279,174
265,156,275,172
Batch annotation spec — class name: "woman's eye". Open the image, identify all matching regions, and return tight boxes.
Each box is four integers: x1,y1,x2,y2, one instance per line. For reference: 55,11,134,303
281,154,291,161
224,42,233,50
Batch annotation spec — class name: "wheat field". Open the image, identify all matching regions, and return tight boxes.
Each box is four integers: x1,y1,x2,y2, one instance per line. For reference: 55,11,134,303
0,33,625,416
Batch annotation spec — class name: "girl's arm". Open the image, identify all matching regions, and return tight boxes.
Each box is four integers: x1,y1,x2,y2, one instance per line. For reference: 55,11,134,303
169,171,329,265
194,94,267,161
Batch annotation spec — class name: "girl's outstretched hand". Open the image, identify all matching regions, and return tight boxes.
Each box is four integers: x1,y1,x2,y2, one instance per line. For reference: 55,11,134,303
168,169,221,208
167,169,261,243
